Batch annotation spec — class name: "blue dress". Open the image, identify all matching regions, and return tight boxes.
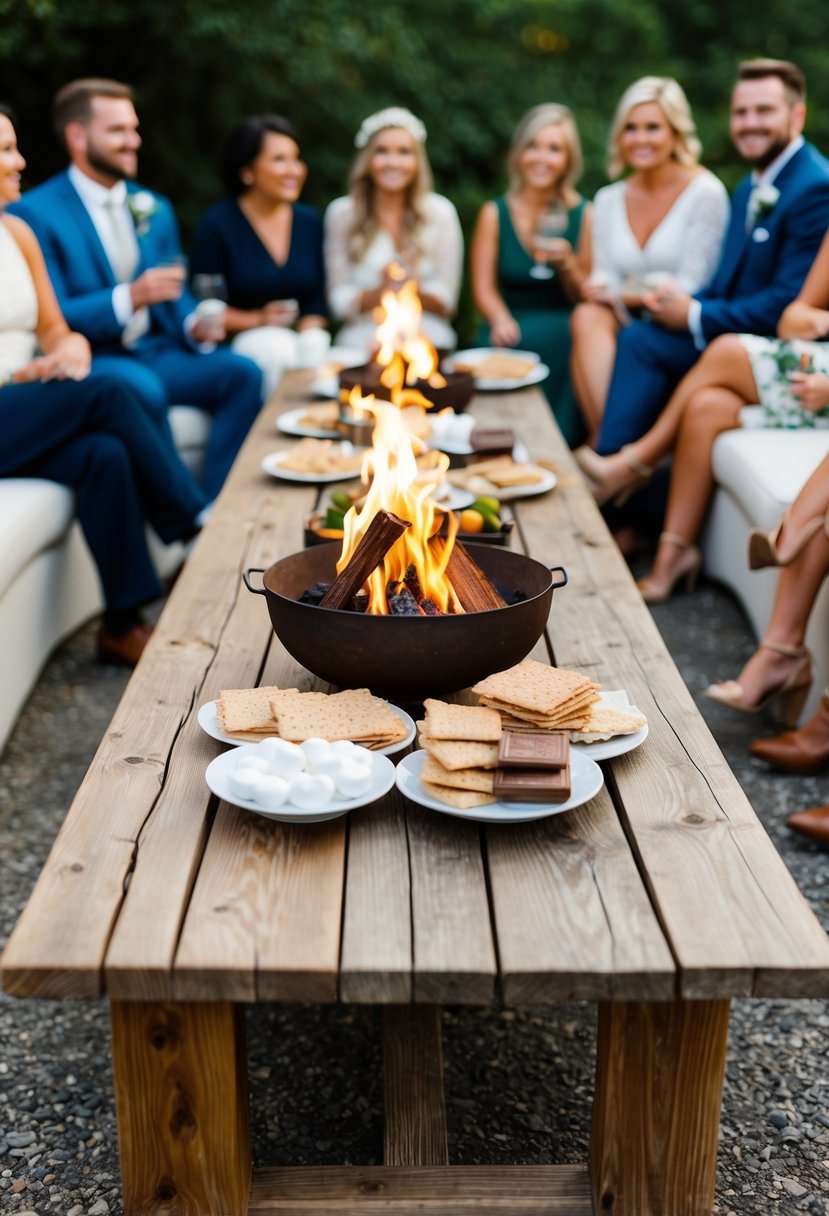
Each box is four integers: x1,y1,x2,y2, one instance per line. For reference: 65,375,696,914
190,199,327,319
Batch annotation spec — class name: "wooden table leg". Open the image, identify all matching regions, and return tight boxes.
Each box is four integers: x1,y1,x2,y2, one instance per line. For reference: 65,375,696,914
111,1000,250,1216
383,1005,449,1166
591,998,730,1216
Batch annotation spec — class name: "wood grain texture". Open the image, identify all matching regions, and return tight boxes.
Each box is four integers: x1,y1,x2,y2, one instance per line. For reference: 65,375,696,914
247,1164,592,1213
340,791,413,1004
591,998,730,1216
383,1006,448,1166
406,805,496,1005
111,1000,249,1216
511,405,829,998
173,807,345,1002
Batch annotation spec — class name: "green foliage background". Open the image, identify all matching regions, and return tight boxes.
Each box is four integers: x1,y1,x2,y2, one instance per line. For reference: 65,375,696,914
3,0,827,339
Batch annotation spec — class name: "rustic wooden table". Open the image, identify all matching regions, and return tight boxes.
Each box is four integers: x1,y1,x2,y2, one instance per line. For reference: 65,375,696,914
4,372,829,1216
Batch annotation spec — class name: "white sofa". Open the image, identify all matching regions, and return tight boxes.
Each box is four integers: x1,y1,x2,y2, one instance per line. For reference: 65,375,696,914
0,406,210,755
702,426,829,723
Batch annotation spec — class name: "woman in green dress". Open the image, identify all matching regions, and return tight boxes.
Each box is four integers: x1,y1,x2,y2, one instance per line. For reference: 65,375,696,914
470,103,591,446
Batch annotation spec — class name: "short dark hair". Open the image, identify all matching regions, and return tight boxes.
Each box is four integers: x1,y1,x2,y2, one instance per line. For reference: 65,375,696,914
52,78,134,144
737,58,806,105
220,114,298,196
0,103,16,128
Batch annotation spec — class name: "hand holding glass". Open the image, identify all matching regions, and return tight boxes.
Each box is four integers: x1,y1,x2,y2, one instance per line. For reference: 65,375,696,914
530,205,569,280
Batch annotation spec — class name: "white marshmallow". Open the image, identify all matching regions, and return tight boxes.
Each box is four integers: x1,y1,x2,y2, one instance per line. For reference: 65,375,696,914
252,774,289,809
332,758,373,798
227,769,265,800
257,737,306,776
287,772,335,809
299,737,334,773
236,753,271,773
329,739,359,759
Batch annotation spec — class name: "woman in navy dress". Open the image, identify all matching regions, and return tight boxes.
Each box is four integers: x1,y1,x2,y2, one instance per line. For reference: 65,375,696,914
191,115,328,398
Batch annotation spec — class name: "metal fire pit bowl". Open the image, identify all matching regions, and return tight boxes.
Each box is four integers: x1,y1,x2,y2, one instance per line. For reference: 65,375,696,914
243,543,567,700
339,362,475,412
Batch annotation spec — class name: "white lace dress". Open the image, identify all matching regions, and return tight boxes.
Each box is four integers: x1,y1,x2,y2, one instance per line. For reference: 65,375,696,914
323,192,463,353
590,170,730,300
0,220,38,379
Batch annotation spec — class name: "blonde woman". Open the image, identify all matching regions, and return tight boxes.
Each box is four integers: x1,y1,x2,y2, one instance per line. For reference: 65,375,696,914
470,103,591,445
324,107,462,353
570,77,729,445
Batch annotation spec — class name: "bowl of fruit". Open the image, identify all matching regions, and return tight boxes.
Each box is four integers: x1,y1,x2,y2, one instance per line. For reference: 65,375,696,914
305,492,512,548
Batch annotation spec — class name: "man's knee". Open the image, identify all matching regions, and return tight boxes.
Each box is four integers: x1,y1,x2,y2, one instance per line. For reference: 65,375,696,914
90,358,169,421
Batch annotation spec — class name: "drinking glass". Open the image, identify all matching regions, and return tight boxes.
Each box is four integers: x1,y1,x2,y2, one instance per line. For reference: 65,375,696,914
529,204,569,280
191,273,228,303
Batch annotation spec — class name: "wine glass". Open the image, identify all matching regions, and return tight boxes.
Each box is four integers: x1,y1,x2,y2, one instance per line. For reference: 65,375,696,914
529,204,569,280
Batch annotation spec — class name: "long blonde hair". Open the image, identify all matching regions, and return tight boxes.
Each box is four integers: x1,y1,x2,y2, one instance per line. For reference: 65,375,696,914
607,77,701,179
346,120,433,260
507,104,583,207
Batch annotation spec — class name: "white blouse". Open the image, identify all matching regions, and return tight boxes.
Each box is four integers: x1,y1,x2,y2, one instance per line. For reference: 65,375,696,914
0,220,37,378
324,192,463,352
591,170,730,297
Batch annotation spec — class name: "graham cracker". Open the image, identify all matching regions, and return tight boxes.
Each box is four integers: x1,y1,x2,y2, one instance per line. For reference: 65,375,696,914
421,781,497,809
421,755,494,793
422,699,502,742
419,734,500,771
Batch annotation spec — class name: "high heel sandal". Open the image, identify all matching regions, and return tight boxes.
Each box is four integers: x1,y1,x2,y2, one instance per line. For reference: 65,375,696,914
748,508,829,570
703,641,813,727
637,532,702,605
573,444,654,507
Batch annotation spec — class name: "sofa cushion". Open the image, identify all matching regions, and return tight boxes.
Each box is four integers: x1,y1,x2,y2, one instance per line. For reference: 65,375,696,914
0,479,75,600
711,430,829,526
169,405,211,452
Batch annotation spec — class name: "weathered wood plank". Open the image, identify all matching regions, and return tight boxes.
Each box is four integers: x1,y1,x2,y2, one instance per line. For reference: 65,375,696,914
341,791,413,1004
591,998,730,1216
112,1000,250,1216
383,1006,448,1166
247,1165,592,1213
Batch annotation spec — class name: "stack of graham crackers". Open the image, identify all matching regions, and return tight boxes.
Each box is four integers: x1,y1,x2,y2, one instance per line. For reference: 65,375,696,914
472,660,601,731
418,699,572,808
216,687,408,749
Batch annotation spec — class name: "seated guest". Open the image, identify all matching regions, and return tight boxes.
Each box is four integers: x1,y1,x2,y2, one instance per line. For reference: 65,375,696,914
470,103,591,446
578,226,829,603
705,451,828,722
576,58,829,468
191,114,328,401
324,107,463,353
0,104,206,666
570,77,728,446
11,78,263,502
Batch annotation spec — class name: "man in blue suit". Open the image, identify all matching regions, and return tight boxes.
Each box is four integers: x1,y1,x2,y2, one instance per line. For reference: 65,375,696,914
12,78,263,501
593,58,829,457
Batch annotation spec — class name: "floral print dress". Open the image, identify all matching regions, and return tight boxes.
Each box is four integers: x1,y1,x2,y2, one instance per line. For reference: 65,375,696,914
738,334,829,428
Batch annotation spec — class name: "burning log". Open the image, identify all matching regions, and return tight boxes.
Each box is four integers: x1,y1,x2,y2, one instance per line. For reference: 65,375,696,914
352,590,369,613
319,509,411,611
420,598,443,616
387,582,423,616
431,537,507,613
403,563,423,603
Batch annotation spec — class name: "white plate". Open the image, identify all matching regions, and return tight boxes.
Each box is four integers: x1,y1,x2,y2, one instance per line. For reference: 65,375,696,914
261,448,365,484
445,348,550,392
206,745,396,823
198,699,416,757
431,483,475,511
570,695,649,762
395,748,604,824
277,406,341,440
450,466,556,503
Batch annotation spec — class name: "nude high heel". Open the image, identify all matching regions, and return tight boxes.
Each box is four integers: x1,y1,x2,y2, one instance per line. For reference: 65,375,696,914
703,641,813,727
748,509,829,570
573,444,654,507
637,532,702,605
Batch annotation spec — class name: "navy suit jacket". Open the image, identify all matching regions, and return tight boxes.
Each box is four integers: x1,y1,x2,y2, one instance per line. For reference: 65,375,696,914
696,140,829,339
11,170,197,353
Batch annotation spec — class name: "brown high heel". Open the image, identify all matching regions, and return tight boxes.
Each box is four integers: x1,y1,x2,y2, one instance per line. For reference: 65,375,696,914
637,532,702,604
748,509,829,570
703,641,813,727
573,443,654,507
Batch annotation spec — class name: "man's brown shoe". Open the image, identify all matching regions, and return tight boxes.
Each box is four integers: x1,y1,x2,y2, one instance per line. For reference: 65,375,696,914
750,694,829,775
786,805,829,845
96,623,153,667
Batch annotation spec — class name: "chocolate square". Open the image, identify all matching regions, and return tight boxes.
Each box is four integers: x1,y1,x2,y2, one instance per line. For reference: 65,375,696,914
493,764,572,803
469,427,516,455
497,730,569,769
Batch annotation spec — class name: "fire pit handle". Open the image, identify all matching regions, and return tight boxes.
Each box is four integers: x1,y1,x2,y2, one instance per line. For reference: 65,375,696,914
549,566,568,590
242,568,267,596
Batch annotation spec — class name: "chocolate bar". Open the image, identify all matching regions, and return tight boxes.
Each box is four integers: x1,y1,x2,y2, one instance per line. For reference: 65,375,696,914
498,730,568,769
469,427,515,456
493,764,571,803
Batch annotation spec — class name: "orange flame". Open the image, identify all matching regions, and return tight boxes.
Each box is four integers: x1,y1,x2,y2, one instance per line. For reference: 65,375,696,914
375,273,447,390
338,395,461,615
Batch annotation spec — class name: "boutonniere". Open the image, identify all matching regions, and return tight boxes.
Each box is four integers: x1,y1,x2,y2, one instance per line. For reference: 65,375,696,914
749,183,780,225
127,190,159,236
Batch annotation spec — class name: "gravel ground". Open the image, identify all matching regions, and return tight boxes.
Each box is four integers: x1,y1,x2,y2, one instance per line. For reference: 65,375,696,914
1,576,829,1215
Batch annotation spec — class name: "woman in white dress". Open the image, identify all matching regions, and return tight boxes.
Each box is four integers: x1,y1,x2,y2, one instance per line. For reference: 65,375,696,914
570,77,729,445
324,107,463,354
